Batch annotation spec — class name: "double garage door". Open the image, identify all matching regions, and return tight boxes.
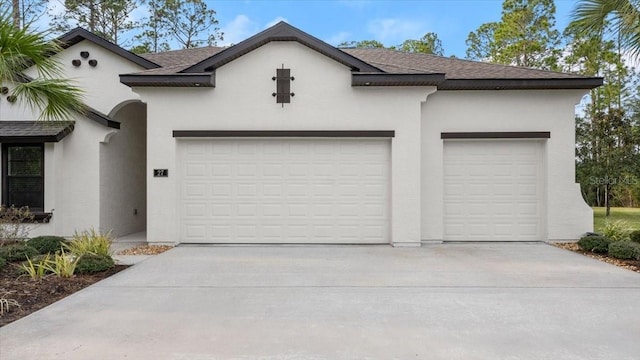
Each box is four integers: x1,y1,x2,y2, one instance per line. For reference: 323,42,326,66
179,138,390,244
178,138,545,243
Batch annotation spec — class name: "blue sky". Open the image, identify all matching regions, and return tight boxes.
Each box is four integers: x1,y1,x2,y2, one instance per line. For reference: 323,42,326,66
208,0,579,57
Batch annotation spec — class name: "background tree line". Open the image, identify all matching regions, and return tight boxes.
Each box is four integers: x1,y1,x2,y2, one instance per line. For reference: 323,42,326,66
1,0,639,215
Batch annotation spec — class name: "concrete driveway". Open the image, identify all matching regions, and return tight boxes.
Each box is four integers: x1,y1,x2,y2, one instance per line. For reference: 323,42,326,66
1,243,640,360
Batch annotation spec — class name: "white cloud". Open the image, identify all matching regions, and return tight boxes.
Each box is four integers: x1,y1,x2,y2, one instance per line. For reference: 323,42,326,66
220,14,258,46
265,16,288,28
367,18,427,45
325,31,352,46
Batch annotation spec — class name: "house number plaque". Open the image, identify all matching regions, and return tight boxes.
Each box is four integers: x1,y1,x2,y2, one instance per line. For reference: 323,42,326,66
153,169,169,177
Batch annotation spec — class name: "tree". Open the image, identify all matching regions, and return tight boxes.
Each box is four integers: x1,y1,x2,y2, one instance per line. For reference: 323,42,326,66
50,0,139,45
572,0,640,60
153,0,223,49
130,0,170,54
394,32,444,55
337,40,385,49
566,21,640,215
0,13,85,120
466,0,561,70
0,0,46,29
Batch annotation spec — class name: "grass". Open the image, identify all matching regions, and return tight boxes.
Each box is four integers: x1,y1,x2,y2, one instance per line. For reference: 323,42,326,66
593,207,640,233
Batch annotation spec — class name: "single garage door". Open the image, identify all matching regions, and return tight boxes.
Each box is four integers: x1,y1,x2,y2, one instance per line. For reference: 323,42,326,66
178,138,390,243
443,140,544,241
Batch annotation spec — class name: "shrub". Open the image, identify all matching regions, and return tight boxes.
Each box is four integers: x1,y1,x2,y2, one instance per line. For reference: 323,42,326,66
0,243,39,262
601,220,631,242
0,205,34,246
64,228,113,257
0,256,5,269
578,235,611,254
20,254,51,280
75,254,115,274
44,250,78,278
608,241,640,260
630,230,640,244
26,236,66,254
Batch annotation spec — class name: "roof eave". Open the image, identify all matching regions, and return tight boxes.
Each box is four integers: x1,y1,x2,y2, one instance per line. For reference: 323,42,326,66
119,73,215,88
439,77,604,90
352,73,445,86
87,109,120,129
57,28,161,69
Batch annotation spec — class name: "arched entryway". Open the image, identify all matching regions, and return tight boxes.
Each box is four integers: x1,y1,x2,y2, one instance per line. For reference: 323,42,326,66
99,100,147,237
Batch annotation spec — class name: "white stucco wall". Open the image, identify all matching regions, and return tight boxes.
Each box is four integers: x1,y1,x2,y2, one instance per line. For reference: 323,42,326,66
99,102,147,237
24,118,112,237
23,40,143,116
1,41,146,238
135,41,434,245
421,90,592,241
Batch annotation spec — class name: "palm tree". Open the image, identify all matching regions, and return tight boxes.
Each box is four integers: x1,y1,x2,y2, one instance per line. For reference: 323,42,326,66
572,0,640,59
0,12,85,120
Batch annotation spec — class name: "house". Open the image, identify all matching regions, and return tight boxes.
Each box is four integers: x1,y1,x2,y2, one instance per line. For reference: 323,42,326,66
0,22,602,246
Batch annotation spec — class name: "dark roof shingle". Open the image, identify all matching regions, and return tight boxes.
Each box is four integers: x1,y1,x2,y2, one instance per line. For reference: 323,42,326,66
0,121,75,142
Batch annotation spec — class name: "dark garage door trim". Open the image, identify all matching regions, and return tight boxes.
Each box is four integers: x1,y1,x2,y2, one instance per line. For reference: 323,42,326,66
173,130,395,138
441,131,550,139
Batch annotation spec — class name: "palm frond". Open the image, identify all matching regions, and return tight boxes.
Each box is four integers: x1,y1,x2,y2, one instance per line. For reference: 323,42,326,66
11,79,86,121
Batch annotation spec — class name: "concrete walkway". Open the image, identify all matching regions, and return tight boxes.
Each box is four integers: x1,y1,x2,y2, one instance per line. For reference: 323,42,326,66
1,243,640,360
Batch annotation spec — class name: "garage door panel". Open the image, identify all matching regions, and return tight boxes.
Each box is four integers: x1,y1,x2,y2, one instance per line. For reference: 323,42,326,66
444,140,544,241
179,139,390,243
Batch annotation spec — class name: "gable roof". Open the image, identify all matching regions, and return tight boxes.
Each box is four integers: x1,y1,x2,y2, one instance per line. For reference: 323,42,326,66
120,22,602,90
182,22,381,73
57,28,160,70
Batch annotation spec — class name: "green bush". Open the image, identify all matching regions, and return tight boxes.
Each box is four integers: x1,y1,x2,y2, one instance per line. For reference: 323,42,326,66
608,241,640,260
0,256,5,269
64,228,113,257
26,236,66,254
577,236,611,254
601,220,631,241
75,254,114,274
630,230,640,244
0,244,39,262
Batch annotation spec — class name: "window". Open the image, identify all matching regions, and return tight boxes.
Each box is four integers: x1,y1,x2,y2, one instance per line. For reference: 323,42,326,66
2,144,44,212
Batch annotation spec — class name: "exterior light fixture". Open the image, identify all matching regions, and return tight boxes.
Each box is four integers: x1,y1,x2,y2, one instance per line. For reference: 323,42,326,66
0,87,8,95
72,59,81,67
88,59,98,67
80,51,90,58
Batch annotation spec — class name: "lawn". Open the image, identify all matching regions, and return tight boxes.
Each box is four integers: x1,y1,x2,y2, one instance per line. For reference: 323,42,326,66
593,207,640,233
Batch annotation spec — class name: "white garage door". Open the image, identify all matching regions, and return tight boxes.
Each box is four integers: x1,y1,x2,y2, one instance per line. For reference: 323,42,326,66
178,138,390,243
443,140,544,241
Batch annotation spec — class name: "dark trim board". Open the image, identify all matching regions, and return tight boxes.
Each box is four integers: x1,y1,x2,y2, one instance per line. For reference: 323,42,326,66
120,73,215,88
439,78,602,90
352,73,445,86
57,28,160,69
173,130,395,138
441,132,551,139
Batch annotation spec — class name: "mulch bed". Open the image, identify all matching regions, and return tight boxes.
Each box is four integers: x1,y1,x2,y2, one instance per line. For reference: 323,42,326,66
0,263,128,327
117,244,173,256
553,242,640,273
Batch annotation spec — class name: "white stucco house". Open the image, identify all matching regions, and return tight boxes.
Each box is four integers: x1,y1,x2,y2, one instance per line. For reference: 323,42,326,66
0,22,602,246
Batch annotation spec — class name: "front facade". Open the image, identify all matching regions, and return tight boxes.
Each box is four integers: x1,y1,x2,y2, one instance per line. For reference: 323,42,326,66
0,23,601,245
